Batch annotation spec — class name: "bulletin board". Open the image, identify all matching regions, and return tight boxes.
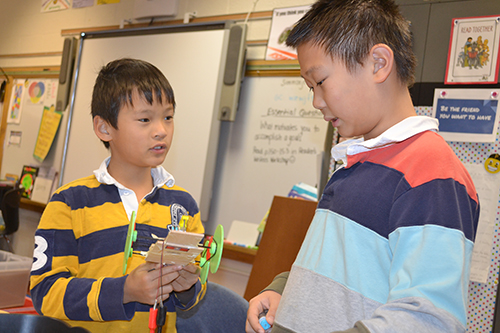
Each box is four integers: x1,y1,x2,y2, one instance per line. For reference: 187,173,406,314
0,78,64,183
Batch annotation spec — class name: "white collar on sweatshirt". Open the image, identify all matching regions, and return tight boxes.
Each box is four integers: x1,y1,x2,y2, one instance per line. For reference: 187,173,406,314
93,156,175,189
331,116,439,167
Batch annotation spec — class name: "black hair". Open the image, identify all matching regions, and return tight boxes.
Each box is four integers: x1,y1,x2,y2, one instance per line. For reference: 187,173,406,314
286,0,417,86
91,58,175,148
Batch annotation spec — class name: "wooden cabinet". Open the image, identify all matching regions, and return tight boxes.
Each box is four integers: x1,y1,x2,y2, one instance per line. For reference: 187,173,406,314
243,196,317,301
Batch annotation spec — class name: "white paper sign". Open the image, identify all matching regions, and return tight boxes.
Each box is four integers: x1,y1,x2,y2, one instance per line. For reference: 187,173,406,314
466,163,500,283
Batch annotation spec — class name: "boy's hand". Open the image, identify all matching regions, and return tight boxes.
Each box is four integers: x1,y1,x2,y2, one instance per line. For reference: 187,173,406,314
246,290,281,333
123,262,182,305
171,263,200,292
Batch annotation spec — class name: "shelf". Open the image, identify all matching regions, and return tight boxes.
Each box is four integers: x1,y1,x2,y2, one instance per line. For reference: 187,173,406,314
19,198,46,214
221,242,257,264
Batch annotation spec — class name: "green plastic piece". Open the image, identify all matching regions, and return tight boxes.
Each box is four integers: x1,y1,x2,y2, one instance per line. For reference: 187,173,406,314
210,224,224,274
122,211,137,275
200,263,210,284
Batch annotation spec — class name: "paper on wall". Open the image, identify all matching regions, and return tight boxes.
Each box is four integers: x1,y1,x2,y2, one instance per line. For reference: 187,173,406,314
466,163,500,283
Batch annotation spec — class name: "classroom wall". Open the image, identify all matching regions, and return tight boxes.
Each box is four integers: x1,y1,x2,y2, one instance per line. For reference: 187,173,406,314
0,0,312,68
2,1,499,82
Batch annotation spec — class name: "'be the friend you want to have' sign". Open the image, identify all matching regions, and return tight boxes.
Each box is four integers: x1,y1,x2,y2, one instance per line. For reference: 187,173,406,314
432,88,499,142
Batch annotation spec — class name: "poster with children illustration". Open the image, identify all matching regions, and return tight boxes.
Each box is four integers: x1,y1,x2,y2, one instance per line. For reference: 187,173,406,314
445,15,500,84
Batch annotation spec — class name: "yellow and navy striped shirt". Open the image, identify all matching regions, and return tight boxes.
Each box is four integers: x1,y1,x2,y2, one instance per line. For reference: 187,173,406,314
30,163,205,333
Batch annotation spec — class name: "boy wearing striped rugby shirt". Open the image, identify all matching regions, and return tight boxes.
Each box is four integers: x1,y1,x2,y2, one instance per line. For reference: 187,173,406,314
30,58,205,332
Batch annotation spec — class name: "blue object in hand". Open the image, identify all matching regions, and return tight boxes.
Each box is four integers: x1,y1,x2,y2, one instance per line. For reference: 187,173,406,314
258,310,272,332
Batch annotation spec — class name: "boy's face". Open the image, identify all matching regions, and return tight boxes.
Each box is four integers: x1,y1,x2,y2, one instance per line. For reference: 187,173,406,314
298,41,385,140
107,90,174,171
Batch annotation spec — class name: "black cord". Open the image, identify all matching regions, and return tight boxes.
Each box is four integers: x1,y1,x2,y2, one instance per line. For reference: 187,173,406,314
156,305,167,332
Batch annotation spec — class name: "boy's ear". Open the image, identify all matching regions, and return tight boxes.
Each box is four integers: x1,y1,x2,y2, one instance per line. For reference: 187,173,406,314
93,116,111,142
370,44,394,83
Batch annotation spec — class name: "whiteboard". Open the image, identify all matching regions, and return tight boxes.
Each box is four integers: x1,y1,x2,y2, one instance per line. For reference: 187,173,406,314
61,23,232,220
206,76,328,234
